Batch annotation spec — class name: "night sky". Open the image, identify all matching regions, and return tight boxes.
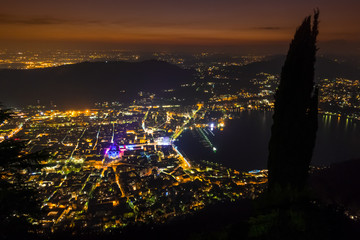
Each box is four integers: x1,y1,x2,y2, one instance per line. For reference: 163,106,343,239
1,0,359,54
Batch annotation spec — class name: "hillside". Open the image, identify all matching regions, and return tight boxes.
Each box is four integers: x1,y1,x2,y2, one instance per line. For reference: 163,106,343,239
1,56,359,109
310,158,360,217
214,55,360,89
0,60,194,109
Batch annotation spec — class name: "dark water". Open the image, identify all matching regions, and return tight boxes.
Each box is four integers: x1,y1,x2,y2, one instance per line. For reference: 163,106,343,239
176,110,360,171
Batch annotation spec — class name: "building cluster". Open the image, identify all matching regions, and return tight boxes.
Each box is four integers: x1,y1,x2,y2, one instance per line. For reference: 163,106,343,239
0,50,140,69
0,105,267,235
319,77,360,116
1,51,359,235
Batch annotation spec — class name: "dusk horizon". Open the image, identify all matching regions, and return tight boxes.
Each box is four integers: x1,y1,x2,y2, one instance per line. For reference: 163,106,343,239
1,1,360,240
1,1,360,55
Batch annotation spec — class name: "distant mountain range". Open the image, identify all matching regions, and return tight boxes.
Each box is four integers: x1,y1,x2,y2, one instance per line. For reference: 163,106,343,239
0,60,194,109
217,55,360,88
247,55,360,79
1,56,359,109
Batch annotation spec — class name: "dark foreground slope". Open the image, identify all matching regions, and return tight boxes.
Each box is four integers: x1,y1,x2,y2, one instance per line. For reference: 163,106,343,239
310,158,360,217
5,162,360,240
0,60,194,109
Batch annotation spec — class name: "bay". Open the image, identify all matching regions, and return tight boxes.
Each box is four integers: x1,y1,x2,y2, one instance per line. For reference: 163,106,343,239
175,110,360,171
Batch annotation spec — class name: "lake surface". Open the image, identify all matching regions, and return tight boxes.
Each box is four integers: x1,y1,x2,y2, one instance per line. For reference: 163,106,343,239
175,110,360,171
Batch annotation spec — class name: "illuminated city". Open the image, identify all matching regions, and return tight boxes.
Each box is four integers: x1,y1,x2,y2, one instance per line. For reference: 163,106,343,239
1,48,360,238
1,1,360,239
0,105,267,235
1,48,360,239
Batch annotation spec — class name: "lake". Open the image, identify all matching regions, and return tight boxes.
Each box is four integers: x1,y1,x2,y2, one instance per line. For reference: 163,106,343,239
175,110,360,171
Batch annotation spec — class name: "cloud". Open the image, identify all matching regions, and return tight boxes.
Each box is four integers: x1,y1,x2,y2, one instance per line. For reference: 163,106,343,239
0,14,101,25
111,19,204,29
252,27,282,30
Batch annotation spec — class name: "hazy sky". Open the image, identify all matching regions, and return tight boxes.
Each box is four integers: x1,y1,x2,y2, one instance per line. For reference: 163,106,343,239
0,0,359,54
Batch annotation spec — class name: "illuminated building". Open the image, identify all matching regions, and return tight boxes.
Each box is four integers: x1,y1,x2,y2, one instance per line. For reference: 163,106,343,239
105,143,124,160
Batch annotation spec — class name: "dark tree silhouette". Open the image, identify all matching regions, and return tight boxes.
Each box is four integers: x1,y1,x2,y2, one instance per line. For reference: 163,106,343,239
0,103,48,239
268,10,319,191
0,102,12,123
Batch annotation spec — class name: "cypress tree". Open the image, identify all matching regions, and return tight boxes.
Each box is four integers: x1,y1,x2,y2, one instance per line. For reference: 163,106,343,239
268,10,319,191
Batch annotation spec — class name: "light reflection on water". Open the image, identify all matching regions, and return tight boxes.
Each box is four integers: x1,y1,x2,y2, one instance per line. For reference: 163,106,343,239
177,111,360,171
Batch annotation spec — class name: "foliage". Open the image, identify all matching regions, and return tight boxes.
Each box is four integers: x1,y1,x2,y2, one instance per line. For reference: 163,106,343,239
268,9,319,191
0,103,49,239
0,103,12,123
249,10,323,240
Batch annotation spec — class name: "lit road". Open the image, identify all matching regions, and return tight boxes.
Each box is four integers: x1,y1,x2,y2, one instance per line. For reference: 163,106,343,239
171,104,202,141
141,105,202,169
61,129,71,146
142,105,203,169
169,104,203,169
93,113,108,150
112,166,126,198
111,123,115,143
142,106,151,133
70,127,87,159
92,125,101,150
173,145,191,168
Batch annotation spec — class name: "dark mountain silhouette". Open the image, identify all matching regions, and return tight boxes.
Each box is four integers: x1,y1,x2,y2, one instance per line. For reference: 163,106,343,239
310,158,360,217
214,55,360,89
0,60,195,109
1,55,358,109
